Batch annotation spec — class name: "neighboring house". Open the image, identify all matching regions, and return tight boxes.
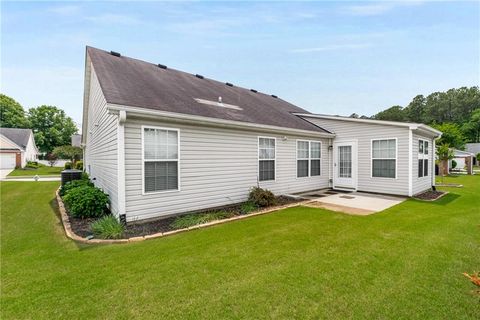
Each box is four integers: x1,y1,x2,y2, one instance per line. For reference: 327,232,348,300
449,149,475,174
82,47,441,222
0,128,39,169
71,134,82,147
466,143,480,165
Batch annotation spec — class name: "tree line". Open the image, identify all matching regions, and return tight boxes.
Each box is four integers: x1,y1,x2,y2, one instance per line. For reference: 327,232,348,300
0,94,78,155
367,86,480,149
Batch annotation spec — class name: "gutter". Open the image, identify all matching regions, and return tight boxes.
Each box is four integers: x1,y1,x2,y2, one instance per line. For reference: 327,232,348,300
107,103,336,138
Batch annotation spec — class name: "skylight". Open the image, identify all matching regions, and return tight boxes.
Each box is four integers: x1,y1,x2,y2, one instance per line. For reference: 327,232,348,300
194,98,243,111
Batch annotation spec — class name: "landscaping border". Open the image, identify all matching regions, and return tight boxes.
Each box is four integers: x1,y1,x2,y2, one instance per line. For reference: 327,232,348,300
413,191,449,202
56,188,309,244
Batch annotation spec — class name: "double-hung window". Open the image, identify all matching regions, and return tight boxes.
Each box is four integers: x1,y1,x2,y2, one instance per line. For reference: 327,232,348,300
418,139,429,177
297,140,321,178
372,139,396,178
258,137,275,181
143,127,179,193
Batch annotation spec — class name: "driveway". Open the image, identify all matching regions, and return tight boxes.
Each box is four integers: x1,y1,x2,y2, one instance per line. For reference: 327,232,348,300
0,169,14,180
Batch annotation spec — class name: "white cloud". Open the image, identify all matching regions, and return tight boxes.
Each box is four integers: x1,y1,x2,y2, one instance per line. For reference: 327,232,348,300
48,5,81,16
291,43,372,53
341,1,424,16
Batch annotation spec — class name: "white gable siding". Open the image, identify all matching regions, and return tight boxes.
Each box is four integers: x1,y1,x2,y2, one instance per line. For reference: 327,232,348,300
84,67,119,215
24,133,38,165
0,135,20,150
124,118,330,221
304,118,410,196
412,133,434,195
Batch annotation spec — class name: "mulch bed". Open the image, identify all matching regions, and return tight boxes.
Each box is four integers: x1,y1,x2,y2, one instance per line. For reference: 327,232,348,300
67,196,302,239
413,190,447,201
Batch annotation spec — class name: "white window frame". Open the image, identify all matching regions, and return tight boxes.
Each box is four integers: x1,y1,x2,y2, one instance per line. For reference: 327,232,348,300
418,139,429,178
371,138,398,179
296,140,322,178
258,136,276,182
141,125,181,195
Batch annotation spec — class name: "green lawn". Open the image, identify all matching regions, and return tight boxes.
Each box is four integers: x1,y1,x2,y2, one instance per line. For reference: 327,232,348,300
7,166,63,177
1,176,479,319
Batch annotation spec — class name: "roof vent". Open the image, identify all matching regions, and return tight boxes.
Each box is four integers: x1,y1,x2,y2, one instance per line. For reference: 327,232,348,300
110,51,121,57
250,89,258,93
195,74,204,79
157,64,167,69
225,82,233,87
271,94,278,98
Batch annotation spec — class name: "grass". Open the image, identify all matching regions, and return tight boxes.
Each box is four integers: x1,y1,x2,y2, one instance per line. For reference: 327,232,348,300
1,176,479,319
7,166,63,177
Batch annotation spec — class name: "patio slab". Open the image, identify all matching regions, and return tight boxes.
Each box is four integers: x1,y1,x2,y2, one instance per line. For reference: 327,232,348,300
300,190,406,215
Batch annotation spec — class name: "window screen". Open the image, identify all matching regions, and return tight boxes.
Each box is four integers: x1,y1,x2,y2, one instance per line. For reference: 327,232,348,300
143,127,179,192
372,139,396,178
259,138,275,181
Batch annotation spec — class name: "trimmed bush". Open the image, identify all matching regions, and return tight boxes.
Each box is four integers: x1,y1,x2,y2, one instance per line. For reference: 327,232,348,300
75,160,83,170
240,201,257,214
26,161,39,169
59,179,94,196
91,215,125,239
64,162,72,170
170,211,234,229
248,187,276,207
63,185,109,218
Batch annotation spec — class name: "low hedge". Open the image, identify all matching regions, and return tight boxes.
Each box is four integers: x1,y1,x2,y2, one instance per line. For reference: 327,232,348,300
59,179,93,196
63,185,109,218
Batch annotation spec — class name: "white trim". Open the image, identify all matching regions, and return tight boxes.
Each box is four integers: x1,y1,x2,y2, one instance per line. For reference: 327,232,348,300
432,139,436,187
117,110,126,217
295,113,442,136
257,136,277,182
408,130,413,196
141,125,181,195
417,138,430,179
370,137,398,179
295,140,322,178
107,104,335,139
332,139,358,191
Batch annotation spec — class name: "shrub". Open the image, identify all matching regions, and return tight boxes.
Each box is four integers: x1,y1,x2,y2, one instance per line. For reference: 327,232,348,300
240,201,257,214
451,159,457,169
26,161,39,169
248,187,276,207
63,185,109,218
64,162,72,170
170,211,234,229
60,179,93,196
75,160,84,170
91,215,125,239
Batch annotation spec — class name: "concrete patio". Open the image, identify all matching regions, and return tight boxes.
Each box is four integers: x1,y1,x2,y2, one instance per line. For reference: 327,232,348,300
292,189,406,215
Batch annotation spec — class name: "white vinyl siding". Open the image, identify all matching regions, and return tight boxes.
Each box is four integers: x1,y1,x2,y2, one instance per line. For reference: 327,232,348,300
124,118,329,221
371,139,397,178
142,127,179,193
412,133,434,195
84,66,119,215
297,140,321,178
258,137,275,181
304,117,410,195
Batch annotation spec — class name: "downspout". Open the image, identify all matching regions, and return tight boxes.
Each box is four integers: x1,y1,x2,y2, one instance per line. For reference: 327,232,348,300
328,138,333,188
408,129,413,197
432,138,436,187
117,110,127,220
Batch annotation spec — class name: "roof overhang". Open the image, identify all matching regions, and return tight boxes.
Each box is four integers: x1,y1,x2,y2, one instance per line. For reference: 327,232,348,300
107,104,335,139
295,113,442,138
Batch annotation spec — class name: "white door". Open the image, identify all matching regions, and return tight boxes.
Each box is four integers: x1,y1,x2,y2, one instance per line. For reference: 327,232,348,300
0,153,16,169
333,141,357,190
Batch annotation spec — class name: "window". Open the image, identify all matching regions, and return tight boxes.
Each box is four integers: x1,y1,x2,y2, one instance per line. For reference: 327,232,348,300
297,140,321,178
143,127,179,193
372,139,396,178
418,139,429,177
258,137,275,181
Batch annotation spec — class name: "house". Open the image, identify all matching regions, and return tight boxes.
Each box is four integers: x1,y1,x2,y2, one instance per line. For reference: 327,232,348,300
449,149,475,174
465,143,479,165
82,47,441,222
0,128,39,169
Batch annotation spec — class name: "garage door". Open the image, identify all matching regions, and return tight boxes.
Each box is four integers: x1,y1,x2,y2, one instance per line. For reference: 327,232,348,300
0,153,16,169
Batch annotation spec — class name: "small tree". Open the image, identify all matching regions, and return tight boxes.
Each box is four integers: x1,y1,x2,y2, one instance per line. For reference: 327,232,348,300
46,153,58,167
436,143,454,183
52,145,83,164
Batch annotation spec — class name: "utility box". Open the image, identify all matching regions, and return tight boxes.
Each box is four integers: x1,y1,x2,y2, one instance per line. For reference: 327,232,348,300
61,169,83,186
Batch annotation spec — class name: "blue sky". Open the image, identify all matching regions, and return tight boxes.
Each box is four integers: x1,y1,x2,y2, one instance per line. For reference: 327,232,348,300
2,1,479,126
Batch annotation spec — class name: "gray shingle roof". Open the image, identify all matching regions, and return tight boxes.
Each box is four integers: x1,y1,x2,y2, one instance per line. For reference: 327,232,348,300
0,128,32,150
87,47,330,134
